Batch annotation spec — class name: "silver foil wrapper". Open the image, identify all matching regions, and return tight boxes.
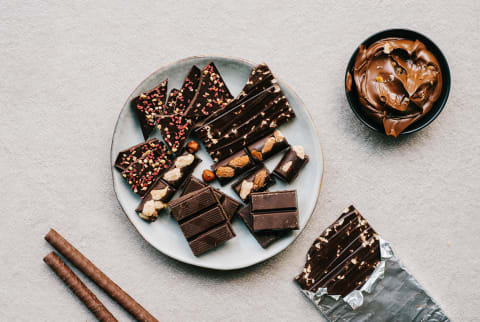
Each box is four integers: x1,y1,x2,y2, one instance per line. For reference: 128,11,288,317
301,238,449,321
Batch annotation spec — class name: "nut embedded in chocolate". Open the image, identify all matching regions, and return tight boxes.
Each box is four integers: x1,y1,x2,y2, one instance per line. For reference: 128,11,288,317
211,149,255,185
232,166,275,201
273,145,309,183
161,152,201,189
247,130,289,163
136,179,176,222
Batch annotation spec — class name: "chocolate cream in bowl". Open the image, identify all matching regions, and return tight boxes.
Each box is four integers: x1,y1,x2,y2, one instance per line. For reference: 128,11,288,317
348,38,442,137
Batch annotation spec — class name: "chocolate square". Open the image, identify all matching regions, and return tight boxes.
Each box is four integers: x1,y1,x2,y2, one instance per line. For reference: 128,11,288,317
250,190,299,231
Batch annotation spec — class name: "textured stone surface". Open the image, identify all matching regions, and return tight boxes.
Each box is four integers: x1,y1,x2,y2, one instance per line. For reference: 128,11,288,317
1,0,479,321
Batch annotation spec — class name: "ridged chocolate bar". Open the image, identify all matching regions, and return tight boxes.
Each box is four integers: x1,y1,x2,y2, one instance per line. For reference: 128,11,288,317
295,206,381,297
232,166,275,201
181,176,241,220
160,152,201,189
273,145,309,183
131,79,168,140
247,130,289,163
211,149,255,185
169,187,235,256
238,205,287,248
135,179,176,222
250,190,299,231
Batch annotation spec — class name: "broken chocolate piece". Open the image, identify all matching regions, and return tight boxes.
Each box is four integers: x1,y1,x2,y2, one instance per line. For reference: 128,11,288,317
238,204,287,248
250,190,299,231
211,149,255,185
294,206,381,297
169,187,235,256
120,141,173,196
232,166,275,201
185,62,233,123
164,88,179,115
161,152,201,189
174,66,201,114
131,79,168,140
273,145,309,183
247,130,289,162
135,179,175,222
181,176,241,220
158,94,193,154
114,138,161,171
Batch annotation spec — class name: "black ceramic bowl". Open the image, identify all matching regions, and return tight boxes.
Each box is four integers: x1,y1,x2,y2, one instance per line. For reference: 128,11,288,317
345,29,451,136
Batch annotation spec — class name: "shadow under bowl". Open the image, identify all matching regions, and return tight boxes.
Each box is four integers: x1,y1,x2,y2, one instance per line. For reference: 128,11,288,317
345,28,451,136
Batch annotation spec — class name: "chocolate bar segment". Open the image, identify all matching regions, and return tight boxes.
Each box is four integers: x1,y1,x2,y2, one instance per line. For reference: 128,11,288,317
185,62,233,123
181,176,241,220
135,179,175,222
250,190,299,231
169,187,235,256
120,141,173,196
295,206,381,297
161,152,201,189
273,145,309,183
174,65,201,114
232,166,275,201
247,130,289,163
114,138,161,171
131,79,168,140
238,205,287,248
211,149,255,185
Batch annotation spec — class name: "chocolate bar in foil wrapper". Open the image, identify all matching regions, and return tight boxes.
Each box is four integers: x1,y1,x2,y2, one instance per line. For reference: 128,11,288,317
295,206,449,321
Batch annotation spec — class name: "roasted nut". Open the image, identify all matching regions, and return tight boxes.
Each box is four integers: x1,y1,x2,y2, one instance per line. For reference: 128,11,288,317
215,166,235,178
253,169,267,188
186,141,200,153
239,181,254,200
202,169,215,182
262,137,276,154
281,161,293,173
228,155,250,168
250,150,263,161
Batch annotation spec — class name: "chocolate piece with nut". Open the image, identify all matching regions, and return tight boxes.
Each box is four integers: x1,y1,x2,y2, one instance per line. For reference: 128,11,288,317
120,141,173,196
238,204,287,248
232,166,275,201
131,79,168,140
135,179,176,222
185,62,233,123
161,152,201,189
247,130,289,163
273,145,309,183
169,187,235,256
294,206,381,297
250,190,299,231
211,148,255,185
114,138,161,171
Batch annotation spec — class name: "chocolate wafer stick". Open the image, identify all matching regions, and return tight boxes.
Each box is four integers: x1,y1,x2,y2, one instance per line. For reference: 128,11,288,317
45,229,158,322
43,252,118,322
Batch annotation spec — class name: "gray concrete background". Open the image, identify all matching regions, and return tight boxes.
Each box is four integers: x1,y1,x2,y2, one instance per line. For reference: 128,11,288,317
1,1,479,321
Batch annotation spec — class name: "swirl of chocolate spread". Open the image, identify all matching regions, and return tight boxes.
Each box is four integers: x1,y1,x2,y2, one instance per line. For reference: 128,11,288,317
348,38,442,137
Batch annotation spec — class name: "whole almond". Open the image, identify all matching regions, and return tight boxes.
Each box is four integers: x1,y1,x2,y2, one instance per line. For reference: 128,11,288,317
261,137,276,154
228,155,250,168
250,150,263,161
216,166,235,178
253,169,267,188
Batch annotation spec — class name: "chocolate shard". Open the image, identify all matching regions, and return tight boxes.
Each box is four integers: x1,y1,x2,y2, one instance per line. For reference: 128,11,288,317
174,65,201,114
185,62,233,123
164,88,179,115
294,206,381,297
250,190,298,231
135,179,176,222
232,166,275,202
160,152,201,189
169,187,235,256
238,205,287,248
120,141,174,196
131,79,168,140
247,130,289,163
211,148,255,185
181,176,241,220
114,138,161,171
273,145,308,183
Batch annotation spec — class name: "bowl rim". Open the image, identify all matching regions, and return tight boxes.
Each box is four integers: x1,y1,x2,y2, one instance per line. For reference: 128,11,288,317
345,28,451,136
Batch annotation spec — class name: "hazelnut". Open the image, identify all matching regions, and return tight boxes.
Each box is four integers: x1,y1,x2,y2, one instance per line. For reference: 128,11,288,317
186,141,199,153
202,169,215,182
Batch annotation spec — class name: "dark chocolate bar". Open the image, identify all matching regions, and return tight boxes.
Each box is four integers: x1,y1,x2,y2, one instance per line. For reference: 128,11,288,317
164,88,179,114
232,166,275,201
211,149,255,185
273,145,309,183
169,187,235,256
135,179,176,222
160,152,201,189
185,62,233,122
247,130,289,163
120,141,173,196
238,205,287,248
295,206,381,297
131,79,168,140
173,66,201,114
114,138,161,171
250,190,299,231
158,102,193,154
181,176,241,220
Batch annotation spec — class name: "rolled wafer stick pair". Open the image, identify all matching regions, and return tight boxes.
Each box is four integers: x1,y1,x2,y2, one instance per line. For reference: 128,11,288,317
43,228,158,322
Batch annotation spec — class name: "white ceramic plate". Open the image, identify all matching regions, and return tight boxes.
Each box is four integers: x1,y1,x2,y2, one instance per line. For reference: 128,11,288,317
111,56,323,270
